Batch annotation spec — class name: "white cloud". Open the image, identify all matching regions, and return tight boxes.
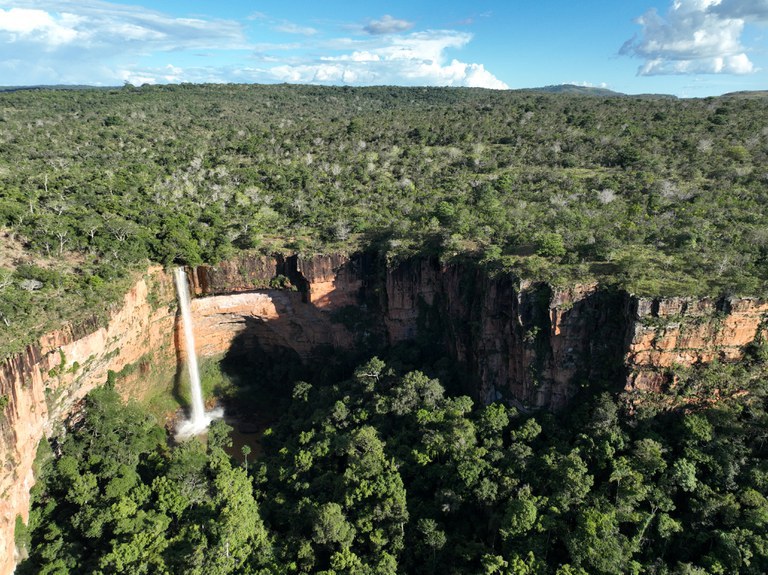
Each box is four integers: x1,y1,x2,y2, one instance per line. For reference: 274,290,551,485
0,0,246,52
0,2,507,89
118,63,184,85
118,63,235,85
267,63,376,84
321,51,381,62
568,81,610,89
621,0,758,75
252,41,302,52
0,8,80,45
268,30,508,89
0,0,247,84
248,12,317,36
274,22,317,36
363,14,414,35
118,70,156,85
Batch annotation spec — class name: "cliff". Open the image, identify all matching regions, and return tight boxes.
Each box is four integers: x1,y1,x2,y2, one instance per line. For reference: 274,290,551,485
0,268,177,575
1,253,766,574
626,295,768,397
188,253,766,409
380,259,627,408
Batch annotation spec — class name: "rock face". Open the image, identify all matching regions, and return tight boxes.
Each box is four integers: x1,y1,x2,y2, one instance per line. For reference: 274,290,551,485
1,253,766,575
190,290,354,361
378,258,628,409
625,295,768,394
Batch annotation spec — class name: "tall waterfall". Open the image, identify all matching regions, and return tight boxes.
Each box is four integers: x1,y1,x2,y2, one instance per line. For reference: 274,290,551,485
174,267,222,439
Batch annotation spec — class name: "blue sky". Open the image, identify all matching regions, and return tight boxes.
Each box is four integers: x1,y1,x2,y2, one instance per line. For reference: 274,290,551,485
0,0,766,96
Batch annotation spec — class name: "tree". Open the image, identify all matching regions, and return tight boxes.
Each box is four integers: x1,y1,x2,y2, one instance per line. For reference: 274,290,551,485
417,518,446,572
312,502,355,547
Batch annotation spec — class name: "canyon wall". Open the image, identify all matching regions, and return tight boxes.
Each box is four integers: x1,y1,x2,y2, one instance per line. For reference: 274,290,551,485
380,259,628,409
1,252,767,574
190,253,767,408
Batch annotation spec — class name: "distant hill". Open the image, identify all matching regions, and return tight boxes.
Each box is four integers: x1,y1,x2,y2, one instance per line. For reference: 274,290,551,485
722,90,768,99
518,84,678,100
2,83,626,96
5,82,767,100
525,84,624,97
0,84,113,93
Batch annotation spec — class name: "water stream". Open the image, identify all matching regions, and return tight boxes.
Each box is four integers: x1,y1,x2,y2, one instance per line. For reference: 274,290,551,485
174,267,222,439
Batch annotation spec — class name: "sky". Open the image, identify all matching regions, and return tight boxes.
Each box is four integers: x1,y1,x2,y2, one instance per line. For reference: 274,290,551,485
0,0,766,97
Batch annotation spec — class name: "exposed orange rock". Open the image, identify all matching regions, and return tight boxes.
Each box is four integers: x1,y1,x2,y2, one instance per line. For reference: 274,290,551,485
296,254,364,309
624,296,768,395
189,290,354,360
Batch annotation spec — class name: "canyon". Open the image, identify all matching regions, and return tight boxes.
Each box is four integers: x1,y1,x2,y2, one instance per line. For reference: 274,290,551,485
1,252,767,575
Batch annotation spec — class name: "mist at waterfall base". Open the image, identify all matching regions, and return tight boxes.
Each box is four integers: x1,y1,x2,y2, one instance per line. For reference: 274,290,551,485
173,267,223,440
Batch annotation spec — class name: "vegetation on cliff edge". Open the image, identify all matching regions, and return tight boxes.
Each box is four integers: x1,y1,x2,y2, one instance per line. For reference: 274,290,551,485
1,84,767,358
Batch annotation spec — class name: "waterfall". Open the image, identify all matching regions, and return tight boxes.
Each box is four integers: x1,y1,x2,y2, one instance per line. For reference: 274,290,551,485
174,267,222,439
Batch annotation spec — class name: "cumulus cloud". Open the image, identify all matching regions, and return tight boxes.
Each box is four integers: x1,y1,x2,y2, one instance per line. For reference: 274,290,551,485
0,0,247,84
568,81,610,89
364,15,414,35
0,8,81,45
0,0,245,52
621,0,758,75
274,30,508,89
0,1,507,89
118,63,227,86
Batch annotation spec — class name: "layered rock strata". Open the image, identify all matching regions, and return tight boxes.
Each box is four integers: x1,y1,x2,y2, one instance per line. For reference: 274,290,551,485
626,295,768,393
377,259,630,408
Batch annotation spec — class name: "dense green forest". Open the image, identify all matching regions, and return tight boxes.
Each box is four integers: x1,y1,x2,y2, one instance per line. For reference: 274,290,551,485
2,84,768,356
17,346,768,574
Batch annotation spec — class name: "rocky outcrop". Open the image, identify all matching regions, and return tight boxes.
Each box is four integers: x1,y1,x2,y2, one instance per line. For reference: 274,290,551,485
625,295,768,393
189,254,281,295
1,252,766,574
189,252,365,310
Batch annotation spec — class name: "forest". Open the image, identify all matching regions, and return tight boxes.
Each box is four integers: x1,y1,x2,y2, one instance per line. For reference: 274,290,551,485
16,348,768,574
2,84,768,574
1,84,768,357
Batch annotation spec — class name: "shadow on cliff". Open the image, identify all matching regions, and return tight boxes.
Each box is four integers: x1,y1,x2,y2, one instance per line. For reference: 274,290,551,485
218,315,365,422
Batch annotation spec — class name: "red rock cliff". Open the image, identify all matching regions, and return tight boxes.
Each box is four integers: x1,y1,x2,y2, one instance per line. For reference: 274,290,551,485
380,258,766,407
625,295,768,396
380,258,628,409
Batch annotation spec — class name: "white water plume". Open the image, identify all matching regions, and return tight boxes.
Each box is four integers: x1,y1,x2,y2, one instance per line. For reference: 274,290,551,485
173,267,222,439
